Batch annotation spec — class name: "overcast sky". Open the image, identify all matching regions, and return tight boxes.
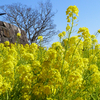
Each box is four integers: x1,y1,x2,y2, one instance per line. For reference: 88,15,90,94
0,0,100,50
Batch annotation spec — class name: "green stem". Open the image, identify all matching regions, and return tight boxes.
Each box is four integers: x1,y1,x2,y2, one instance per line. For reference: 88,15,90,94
60,13,74,99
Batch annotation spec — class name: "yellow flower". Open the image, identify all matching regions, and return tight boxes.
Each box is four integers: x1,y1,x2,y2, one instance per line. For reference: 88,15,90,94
17,33,21,37
38,36,43,41
91,35,96,39
69,12,72,17
66,5,79,16
66,24,71,31
98,29,100,33
4,41,10,46
78,35,81,37
95,44,100,51
92,39,98,45
30,43,38,50
67,16,69,19
67,5,73,12
73,16,77,20
89,55,97,64
62,31,66,36
58,33,63,38
66,10,70,15
67,18,71,22
88,64,98,72
52,42,62,50
22,53,34,61
46,48,57,60
43,85,51,96
72,5,79,16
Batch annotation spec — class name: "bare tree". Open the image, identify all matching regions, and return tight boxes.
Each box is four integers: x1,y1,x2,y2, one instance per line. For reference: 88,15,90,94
0,0,59,46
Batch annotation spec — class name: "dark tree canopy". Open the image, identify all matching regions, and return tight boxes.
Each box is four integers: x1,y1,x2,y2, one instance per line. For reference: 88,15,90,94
0,0,59,47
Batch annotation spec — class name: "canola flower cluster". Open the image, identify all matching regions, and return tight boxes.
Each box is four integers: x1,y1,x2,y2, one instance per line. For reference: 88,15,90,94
1,5,100,100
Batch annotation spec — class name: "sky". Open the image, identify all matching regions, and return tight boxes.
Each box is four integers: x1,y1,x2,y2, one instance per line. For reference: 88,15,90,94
0,0,100,50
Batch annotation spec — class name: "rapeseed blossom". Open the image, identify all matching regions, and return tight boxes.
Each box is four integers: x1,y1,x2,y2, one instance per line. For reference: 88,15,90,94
58,33,63,38
1,5,100,100
67,18,70,22
91,34,96,39
98,29,100,33
73,16,77,20
38,36,43,41
66,5,79,16
62,31,66,36
66,24,71,31
17,33,21,37
4,41,9,46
